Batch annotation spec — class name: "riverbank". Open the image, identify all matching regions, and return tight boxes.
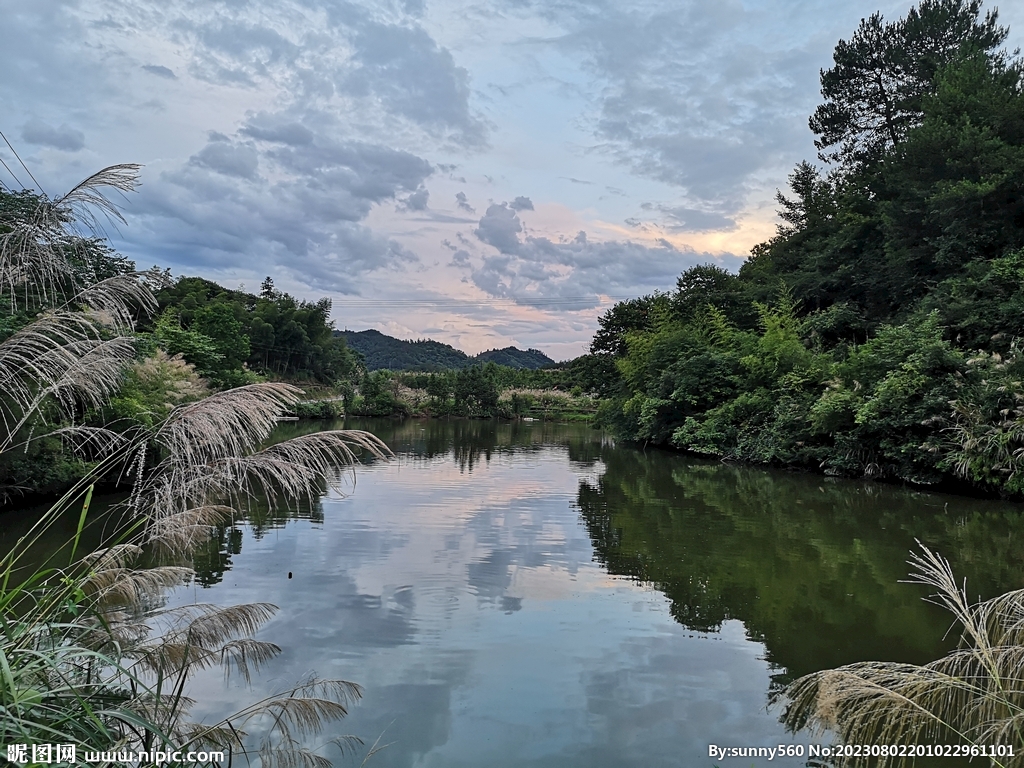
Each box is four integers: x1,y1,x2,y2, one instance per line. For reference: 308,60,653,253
286,382,600,422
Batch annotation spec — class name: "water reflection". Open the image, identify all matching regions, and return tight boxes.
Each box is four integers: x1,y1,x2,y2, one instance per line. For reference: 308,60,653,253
0,491,130,578
157,420,1024,766
576,445,1024,681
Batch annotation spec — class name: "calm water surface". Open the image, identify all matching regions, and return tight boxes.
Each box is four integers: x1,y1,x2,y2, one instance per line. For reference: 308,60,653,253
59,420,1024,766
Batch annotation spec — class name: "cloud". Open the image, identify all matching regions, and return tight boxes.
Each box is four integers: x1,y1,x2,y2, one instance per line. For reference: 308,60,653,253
397,186,429,212
642,203,737,232
164,5,486,149
185,19,300,88
470,203,735,303
20,119,84,152
474,202,523,255
344,21,487,148
2,0,956,356
240,115,314,146
530,0,826,218
455,191,475,213
189,137,260,179
141,64,176,79
509,196,534,211
129,125,432,291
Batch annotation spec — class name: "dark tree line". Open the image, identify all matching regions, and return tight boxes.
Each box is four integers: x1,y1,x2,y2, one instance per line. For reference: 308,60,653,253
340,328,555,372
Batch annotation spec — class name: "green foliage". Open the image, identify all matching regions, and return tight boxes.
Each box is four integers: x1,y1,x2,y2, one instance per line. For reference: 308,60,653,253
105,350,211,429
0,439,93,501
942,344,1024,494
809,0,1007,165
1,165,394,768
289,399,346,419
340,329,555,371
673,263,753,326
153,307,224,375
590,293,671,357
474,346,554,369
388,364,596,421
342,330,470,371
352,370,411,417
567,353,621,398
454,365,500,414
591,0,1024,497
153,276,358,388
193,303,250,368
0,182,145,502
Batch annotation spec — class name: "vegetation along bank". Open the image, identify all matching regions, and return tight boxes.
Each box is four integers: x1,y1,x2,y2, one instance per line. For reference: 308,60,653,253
577,0,1024,499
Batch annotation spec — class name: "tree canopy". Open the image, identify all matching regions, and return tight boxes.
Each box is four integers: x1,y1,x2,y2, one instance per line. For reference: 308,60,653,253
810,0,1007,165
588,0,1024,497
150,276,357,387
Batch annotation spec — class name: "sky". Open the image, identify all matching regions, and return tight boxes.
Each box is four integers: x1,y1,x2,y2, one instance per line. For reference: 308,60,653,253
2,0,1022,360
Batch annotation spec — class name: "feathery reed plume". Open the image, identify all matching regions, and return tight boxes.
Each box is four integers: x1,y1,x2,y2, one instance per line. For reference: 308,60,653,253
780,542,1024,766
1,162,389,767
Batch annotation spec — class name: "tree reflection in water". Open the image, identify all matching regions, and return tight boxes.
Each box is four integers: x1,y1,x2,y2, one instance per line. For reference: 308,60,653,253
189,418,1024,696
575,442,1024,686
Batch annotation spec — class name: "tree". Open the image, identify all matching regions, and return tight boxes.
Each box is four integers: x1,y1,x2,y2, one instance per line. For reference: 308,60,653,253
810,0,1007,165
590,293,671,357
259,275,277,300
193,302,251,370
672,263,752,325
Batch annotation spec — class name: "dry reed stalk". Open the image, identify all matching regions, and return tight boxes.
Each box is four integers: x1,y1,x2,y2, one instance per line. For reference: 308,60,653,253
781,542,1024,766
0,163,392,767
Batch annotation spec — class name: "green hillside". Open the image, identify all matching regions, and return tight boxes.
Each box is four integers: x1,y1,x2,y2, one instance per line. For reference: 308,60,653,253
473,346,555,369
339,329,469,370
338,330,554,371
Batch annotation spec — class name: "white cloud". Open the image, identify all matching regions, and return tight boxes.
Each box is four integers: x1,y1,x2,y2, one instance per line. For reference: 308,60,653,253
5,0,1020,356
474,202,522,254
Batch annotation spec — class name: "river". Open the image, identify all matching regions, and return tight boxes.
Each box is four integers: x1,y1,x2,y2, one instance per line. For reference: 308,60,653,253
8,418,1024,766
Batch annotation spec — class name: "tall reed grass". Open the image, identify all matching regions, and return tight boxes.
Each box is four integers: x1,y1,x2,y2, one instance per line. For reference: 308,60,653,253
782,543,1024,767
0,166,390,766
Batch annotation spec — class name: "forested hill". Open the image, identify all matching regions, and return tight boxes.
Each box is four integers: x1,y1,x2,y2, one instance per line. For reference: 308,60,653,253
338,330,468,370
474,346,555,369
584,0,1024,498
339,329,555,371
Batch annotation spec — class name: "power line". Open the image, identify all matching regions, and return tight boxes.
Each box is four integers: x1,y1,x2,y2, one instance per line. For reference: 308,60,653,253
0,154,25,190
0,131,45,196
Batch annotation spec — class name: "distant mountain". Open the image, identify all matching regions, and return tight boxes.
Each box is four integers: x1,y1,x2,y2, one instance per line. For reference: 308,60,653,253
338,329,469,370
474,346,555,369
338,329,555,371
